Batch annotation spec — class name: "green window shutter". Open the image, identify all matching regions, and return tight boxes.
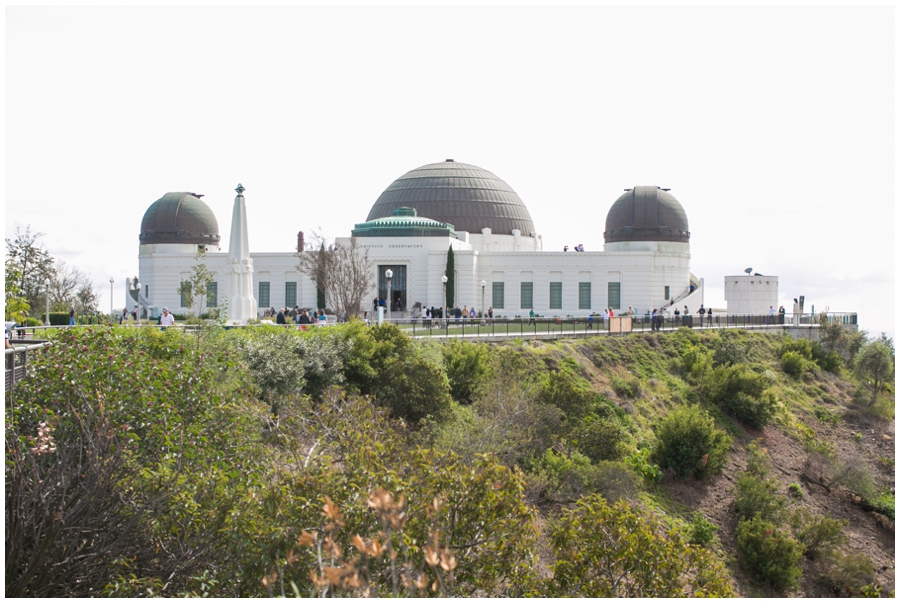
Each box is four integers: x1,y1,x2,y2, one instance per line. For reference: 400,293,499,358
578,282,591,310
180,283,191,308
520,282,533,309
207,282,217,308
492,282,505,309
285,282,297,307
664,285,670,301
608,282,621,309
550,282,563,310
259,282,270,308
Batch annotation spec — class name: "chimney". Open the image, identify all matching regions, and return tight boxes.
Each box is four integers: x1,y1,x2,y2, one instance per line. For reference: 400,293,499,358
297,231,305,252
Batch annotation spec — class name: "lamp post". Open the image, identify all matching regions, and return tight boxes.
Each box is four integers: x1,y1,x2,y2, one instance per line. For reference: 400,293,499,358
385,269,393,322
131,276,142,324
441,274,448,326
109,278,114,317
481,279,486,321
44,279,51,326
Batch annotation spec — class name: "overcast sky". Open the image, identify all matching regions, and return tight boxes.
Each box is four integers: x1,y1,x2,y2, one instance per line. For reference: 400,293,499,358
5,5,895,338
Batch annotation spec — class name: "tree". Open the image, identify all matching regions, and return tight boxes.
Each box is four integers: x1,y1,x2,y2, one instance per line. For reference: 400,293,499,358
5,226,55,313
48,260,97,313
854,341,894,407
4,258,30,322
297,233,374,319
445,246,455,309
177,250,214,317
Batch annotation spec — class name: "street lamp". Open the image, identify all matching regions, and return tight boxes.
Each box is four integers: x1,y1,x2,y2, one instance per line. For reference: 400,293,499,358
385,269,393,321
481,279,486,321
131,276,142,324
109,278,114,317
44,279,51,326
441,274,448,326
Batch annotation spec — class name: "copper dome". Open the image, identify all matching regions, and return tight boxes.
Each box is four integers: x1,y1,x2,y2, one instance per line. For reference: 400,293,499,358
604,186,690,244
140,192,221,246
366,160,536,235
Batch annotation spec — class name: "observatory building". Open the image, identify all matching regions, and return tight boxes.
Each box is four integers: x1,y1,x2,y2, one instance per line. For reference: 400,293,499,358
132,160,705,320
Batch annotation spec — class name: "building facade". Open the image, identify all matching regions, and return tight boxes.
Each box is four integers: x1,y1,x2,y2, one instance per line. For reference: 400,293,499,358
133,160,705,319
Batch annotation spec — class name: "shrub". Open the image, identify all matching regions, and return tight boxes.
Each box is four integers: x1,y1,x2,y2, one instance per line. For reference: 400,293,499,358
736,517,804,591
545,494,734,597
712,332,750,367
788,483,803,499
570,416,633,462
866,489,895,520
722,390,778,429
788,508,846,559
818,550,876,596
679,343,712,381
779,337,815,360
441,340,492,405
610,374,642,399
734,472,785,521
23,316,43,327
781,351,808,376
652,405,732,479
524,451,640,505
688,512,719,546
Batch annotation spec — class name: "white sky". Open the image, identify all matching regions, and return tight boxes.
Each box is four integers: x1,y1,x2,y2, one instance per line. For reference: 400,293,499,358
4,5,896,339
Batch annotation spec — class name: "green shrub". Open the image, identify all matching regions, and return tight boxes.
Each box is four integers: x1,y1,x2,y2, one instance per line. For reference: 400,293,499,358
712,332,750,367
734,472,785,521
545,495,734,597
679,344,712,381
570,416,633,462
688,512,719,546
722,390,778,429
652,405,732,479
625,447,662,482
781,351,808,376
814,406,841,424
818,550,876,596
789,507,846,559
524,451,640,504
441,340,492,405
610,374,642,399
779,337,815,360
736,517,805,591
22,316,43,327
866,489,895,520
788,483,803,499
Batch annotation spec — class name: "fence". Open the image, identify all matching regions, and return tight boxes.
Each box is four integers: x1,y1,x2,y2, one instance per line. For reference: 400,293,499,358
5,342,51,391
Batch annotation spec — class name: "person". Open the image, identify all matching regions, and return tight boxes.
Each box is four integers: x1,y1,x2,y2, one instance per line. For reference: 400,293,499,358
317,310,327,326
159,307,175,330
707,307,713,326
563,245,568,252
767,305,776,324
603,308,610,330
683,305,688,315
689,283,695,293
132,305,139,321
455,306,462,325
778,305,785,325
529,308,536,325
276,308,286,325
121,308,128,324
68,306,76,326
469,307,476,320
651,308,658,331
488,306,493,324
587,312,594,330
674,307,680,316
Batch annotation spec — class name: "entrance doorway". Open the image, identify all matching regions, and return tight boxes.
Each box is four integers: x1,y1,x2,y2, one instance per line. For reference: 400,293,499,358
378,265,407,312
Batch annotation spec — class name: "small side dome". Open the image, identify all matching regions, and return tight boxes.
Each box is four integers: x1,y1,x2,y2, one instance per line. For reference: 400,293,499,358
140,192,221,246
604,186,690,244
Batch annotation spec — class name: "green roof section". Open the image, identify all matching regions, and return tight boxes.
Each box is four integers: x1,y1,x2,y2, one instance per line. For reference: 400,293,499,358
352,207,458,238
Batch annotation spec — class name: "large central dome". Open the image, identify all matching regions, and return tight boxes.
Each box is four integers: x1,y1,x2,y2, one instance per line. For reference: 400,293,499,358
366,160,536,236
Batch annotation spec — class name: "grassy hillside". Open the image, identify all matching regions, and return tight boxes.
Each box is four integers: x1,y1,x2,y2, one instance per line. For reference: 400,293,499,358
6,323,894,597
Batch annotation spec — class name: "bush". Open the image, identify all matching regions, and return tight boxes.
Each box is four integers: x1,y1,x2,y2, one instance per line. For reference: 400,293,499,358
22,316,43,327
818,550,876,596
570,416,633,462
712,332,750,367
525,451,640,504
652,405,732,479
736,517,805,591
722,390,778,429
441,340,492,405
734,472,785,521
688,512,719,546
789,508,846,559
781,351,808,376
788,483,803,499
704,364,776,428
679,344,712,381
545,494,734,597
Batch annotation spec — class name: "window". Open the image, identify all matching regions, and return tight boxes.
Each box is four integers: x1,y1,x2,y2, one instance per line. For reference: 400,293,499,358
664,285,670,301
207,282,217,308
579,282,591,309
285,282,297,307
608,282,621,309
259,282,270,308
521,282,533,309
550,282,563,309
180,283,191,308
492,282,505,309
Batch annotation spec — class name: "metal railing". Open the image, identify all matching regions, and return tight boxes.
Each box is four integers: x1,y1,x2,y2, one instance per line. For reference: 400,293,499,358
5,342,52,391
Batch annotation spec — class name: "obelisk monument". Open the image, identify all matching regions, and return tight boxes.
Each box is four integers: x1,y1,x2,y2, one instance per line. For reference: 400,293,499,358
226,183,258,324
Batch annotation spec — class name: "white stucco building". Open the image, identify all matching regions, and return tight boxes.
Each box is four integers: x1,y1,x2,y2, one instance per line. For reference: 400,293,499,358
132,160,706,320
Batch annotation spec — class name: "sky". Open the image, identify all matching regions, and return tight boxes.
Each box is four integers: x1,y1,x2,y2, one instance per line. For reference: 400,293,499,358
4,4,896,339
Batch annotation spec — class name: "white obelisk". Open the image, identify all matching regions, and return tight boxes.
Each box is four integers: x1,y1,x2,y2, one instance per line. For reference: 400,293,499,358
227,183,258,324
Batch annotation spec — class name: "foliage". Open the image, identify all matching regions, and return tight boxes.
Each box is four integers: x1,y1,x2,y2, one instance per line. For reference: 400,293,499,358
734,471,785,521
688,512,719,546
781,350,808,376
854,341,894,408
5,225,56,313
296,233,374,318
524,450,640,505
570,415,633,462
626,447,663,482
544,494,735,597
445,246,454,309
817,550,876,596
866,489,894,520
4,256,30,322
788,482,803,499
736,517,804,591
652,405,732,478
788,507,846,559
441,339,493,405
724,390,778,430
704,364,776,428
176,250,215,317
678,343,712,382
712,331,750,367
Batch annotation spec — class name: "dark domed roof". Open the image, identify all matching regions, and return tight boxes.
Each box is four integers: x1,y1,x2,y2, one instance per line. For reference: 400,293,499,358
140,192,220,246
604,186,690,244
366,160,535,235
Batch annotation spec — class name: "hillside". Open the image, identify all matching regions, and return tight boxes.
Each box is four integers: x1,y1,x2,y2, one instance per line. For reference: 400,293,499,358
5,323,894,597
